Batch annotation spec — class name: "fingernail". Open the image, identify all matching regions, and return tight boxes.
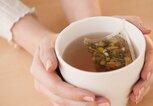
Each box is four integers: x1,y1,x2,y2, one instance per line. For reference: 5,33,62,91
46,60,52,71
136,92,145,104
98,102,110,106
138,86,145,98
83,96,94,102
147,71,151,80
136,87,145,104
140,23,151,30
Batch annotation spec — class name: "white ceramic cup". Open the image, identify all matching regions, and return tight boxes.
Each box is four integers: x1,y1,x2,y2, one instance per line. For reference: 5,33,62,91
55,17,146,106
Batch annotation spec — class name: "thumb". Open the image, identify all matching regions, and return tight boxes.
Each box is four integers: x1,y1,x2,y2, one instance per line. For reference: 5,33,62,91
39,36,58,72
114,16,151,34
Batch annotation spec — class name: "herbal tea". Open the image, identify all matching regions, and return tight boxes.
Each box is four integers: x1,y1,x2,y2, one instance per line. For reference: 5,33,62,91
63,34,97,72
63,33,134,72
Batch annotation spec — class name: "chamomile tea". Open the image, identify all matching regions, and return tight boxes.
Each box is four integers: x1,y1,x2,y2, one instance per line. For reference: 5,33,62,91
63,33,134,72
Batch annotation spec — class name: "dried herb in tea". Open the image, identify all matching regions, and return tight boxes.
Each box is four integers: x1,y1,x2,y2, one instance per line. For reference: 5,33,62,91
84,35,133,72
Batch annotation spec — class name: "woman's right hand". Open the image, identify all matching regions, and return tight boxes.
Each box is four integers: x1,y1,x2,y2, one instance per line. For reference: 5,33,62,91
30,35,110,106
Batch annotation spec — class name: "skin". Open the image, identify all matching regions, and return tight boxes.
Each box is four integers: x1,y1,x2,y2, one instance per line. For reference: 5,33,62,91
11,0,152,106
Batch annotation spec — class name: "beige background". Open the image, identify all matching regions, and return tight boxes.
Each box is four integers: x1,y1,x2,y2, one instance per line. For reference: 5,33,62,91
0,0,153,106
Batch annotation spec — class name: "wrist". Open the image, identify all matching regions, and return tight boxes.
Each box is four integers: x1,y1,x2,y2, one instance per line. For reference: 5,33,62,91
12,14,57,55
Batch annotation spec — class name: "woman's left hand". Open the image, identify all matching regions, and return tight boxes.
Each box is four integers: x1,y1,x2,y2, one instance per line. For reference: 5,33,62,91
116,16,153,105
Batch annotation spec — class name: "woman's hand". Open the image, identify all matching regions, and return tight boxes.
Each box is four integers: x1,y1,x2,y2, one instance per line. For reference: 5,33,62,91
30,35,110,106
30,16,152,106
116,16,153,105
130,35,153,106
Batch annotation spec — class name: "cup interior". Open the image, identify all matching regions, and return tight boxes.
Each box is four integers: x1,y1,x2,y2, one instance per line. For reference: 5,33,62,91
55,16,145,73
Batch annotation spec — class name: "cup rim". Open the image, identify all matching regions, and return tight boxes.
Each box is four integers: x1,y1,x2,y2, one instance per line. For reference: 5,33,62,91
55,16,146,75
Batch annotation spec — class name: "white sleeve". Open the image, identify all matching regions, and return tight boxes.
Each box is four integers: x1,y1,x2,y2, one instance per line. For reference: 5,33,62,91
0,0,34,42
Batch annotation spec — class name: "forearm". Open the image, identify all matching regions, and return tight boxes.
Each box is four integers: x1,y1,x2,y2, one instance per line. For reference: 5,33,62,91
60,0,101,23
12,14,56,55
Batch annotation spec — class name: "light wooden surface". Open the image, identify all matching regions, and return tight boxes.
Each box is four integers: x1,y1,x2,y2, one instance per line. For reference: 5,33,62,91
0,0,153,106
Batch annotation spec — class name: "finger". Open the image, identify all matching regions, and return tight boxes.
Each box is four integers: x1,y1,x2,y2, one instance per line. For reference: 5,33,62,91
135,86,151,104
141,36,153,80
34,80,62,105
34,79,97,106
52,102,60,106
31,49,95,102
132,79,151,97
39,37,57,72
114,16,151,34
96,97,111,106
132,80,145,96
130,35,153,104
31,47,61,84
130,79,151,104
129,91,144,105
129,93,136,105
142,85,151,97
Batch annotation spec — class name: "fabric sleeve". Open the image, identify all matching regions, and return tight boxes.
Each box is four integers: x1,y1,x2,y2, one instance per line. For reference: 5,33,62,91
0,0,34,42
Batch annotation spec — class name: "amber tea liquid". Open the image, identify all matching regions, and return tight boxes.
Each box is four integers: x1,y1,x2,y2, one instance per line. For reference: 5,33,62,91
63,33,108,72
